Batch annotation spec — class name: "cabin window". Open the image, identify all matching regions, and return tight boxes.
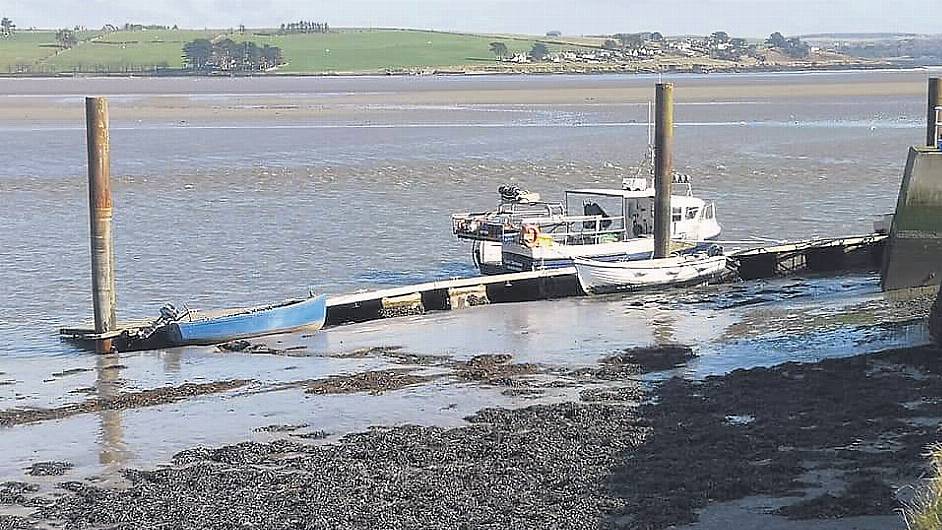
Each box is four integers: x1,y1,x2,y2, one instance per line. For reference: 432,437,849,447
704,204,714,219
672,207,682,222
686,207,699,220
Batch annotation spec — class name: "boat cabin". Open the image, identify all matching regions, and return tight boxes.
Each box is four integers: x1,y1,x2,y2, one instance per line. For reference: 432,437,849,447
542,184,716,245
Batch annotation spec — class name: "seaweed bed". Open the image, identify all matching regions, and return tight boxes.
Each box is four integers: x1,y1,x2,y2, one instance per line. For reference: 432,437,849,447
0,380,250,427
4,345,942,529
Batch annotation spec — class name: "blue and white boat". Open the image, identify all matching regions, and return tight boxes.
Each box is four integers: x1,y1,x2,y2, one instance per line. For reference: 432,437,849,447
452,176,721,275
143,294,328,347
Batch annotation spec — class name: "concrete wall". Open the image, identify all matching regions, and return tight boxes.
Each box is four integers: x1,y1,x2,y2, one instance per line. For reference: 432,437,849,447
881,146,942,291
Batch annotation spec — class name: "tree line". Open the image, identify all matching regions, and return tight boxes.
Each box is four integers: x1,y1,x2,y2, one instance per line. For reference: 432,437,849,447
766,32,810,58
182,38,285,72
279,21,329,34
1,17,15,37
56,29,78,48
489,41,550,61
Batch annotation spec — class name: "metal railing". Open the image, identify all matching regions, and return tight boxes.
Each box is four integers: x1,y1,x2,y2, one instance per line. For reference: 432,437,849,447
519,214,630,245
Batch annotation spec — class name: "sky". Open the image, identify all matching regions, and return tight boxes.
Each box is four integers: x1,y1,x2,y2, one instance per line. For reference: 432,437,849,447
1,0,936,37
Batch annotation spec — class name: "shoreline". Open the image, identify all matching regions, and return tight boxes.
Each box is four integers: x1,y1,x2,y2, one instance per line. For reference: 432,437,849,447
1,342,938,529
0,60,919,80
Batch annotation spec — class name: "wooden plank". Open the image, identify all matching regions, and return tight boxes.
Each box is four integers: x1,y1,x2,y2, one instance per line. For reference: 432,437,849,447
59,318,152,336
59,329,126,340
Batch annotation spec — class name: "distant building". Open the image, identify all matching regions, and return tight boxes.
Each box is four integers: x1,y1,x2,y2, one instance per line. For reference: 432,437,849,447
508,53,530,63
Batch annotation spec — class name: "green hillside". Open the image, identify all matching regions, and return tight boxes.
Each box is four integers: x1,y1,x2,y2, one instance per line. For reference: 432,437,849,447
0,28,586,74
44,30,218,71
0,31,66,72
247,29,553,72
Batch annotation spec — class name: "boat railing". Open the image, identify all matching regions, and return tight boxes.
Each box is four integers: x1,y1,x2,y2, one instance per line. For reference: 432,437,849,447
452,202,566,242
521,214,629,245
452,214,517,242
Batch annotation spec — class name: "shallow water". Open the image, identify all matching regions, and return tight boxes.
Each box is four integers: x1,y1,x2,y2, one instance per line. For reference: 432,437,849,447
0,70,934,483
0,269,930,483
0,70,927,357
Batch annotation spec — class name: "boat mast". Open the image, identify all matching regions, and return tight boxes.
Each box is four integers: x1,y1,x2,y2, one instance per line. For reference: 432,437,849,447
647,100,654,148
634,101,655,181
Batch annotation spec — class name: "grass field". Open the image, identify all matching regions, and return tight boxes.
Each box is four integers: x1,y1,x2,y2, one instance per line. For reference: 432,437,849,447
247,29,571,72
0,28,588,74
0,31,64,72
43,30,220,72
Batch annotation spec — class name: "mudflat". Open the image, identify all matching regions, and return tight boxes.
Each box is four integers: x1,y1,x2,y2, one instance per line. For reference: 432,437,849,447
2,344,938,529
0,71,927,123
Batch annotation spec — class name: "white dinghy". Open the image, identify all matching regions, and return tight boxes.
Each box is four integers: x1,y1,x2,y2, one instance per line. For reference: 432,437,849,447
574,253,731,294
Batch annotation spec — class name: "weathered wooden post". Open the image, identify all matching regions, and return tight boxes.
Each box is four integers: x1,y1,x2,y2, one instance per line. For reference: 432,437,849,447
928,77,941,148
654,82,674,259
86,97,117,352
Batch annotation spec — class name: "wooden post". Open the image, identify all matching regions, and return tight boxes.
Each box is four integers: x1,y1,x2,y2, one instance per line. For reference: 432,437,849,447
86,97,117,352
654,83,674,259
928,77,941,148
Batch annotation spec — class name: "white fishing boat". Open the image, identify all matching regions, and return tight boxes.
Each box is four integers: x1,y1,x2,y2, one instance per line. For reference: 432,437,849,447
574,253,731,294
452,105,721,275
452,176,721,274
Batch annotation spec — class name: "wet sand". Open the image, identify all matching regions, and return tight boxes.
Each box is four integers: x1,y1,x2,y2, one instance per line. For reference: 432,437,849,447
0,278,935,528
0,70,928,123
2,343,939,529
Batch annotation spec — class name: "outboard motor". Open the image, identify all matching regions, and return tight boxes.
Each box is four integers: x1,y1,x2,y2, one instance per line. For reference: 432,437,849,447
159,303,181,322
499,185,523,203
707,244,724,257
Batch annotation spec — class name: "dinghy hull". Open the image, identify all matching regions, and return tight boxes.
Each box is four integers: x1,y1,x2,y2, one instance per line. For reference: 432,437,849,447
165,295,328,346
574,255,730,294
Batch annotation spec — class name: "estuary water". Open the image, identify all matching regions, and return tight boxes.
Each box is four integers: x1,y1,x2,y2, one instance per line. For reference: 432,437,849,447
0,70,929,357
0,70,936,482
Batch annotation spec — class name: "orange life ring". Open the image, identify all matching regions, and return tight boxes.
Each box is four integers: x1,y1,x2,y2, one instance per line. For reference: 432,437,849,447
522,225,540,246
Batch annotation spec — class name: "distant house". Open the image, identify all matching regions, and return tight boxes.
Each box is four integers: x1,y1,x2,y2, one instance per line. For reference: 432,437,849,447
508,53,530,63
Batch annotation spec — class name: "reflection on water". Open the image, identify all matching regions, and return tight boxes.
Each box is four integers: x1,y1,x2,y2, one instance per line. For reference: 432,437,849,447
651,311,677,346
96,354,129,474
161,349,182,374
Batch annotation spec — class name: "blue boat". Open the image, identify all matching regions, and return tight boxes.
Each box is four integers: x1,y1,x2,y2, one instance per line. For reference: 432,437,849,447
160,295,328,347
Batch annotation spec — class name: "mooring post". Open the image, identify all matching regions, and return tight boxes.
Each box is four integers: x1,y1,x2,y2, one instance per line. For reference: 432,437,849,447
928,77,941,148
86,97,117,352
654,82,674,259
